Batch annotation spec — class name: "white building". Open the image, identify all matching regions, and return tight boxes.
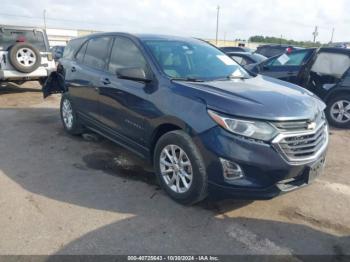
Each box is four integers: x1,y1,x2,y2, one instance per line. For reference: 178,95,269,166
46,28,100,47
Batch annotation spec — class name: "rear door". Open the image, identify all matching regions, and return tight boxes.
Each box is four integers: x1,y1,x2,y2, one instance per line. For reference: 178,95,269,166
258,49,315,84
67,36,113,123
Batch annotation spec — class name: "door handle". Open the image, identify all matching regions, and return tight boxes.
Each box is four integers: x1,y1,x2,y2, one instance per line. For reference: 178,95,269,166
101,78,111,85
287,71,295,75
71,67,76,72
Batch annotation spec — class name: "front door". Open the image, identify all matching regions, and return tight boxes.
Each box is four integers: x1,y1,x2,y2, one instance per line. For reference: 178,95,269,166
259,49,315,85
99,36,152,148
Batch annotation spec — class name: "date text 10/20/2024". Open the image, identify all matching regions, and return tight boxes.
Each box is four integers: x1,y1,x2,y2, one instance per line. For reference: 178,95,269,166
127,256,220,261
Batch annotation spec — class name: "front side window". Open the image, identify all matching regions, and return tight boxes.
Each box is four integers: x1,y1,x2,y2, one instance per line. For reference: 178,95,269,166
144,40,249,80
83,37,112,70
108,37,147,74
269,51,310,66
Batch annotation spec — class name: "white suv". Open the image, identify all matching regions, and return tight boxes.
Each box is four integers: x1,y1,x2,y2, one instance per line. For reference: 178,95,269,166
0,25,56,86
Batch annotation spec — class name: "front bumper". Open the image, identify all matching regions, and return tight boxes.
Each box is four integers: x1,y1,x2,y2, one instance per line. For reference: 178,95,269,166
195,126,328,199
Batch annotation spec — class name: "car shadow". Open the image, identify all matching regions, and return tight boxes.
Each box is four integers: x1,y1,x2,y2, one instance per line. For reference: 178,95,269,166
50,217,350,256
0,107,349,255
0,82,41,95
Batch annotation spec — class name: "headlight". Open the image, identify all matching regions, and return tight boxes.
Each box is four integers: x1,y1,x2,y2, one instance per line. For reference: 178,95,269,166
208,110,278,141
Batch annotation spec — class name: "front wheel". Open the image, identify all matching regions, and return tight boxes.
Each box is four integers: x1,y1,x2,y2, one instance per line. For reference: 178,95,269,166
154,130,208,205
60,94,84,135
326,94,350,128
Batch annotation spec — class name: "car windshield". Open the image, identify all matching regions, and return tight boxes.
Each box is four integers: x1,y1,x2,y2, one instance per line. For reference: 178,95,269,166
144,40,250,81
0,29,47,51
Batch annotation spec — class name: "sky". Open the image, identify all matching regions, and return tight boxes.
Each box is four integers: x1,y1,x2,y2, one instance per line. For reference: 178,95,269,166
0,0,349,43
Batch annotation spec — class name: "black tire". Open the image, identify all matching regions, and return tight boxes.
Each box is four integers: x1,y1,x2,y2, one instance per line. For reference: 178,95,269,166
325,94,350,128
9,43,41,73
60,93,84,135
154,130,208,205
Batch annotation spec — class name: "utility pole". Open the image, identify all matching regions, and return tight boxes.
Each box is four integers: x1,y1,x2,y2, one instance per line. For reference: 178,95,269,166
215,5,220,46
330,28,335,43
312,26,319,43
43,9,47,31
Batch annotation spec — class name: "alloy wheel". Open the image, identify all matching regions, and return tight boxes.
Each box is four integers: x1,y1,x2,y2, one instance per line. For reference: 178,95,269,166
16,48,37,67
62,99,74,129
159,145,193,194
330,100,350,123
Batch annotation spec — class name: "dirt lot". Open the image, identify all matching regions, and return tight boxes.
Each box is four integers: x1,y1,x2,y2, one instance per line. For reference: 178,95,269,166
0,82,349,255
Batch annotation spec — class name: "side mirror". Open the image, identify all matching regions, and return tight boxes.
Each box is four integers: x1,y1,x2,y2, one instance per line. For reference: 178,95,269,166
116,67,152,82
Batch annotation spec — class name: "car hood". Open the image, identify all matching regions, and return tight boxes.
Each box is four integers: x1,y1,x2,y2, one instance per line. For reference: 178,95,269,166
174,75,325,121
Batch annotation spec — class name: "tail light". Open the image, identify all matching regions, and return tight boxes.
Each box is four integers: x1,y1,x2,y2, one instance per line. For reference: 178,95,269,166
286,47,293,54
16,36,26,43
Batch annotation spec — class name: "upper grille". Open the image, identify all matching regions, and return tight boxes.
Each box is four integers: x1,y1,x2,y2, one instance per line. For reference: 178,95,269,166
272,115,329,163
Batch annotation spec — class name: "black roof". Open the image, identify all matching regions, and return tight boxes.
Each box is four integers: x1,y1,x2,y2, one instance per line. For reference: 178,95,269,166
73,32,200,43
318,47,350,56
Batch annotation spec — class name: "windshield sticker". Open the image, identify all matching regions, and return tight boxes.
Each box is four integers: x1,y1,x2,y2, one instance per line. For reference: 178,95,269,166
217,55,236,65
277,54,290,65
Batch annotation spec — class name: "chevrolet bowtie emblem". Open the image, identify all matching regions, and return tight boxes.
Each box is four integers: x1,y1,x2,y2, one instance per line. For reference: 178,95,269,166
307,122,317,130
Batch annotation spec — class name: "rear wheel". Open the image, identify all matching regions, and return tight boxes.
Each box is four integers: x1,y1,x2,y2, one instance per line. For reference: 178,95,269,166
326,94,350,128
154,130,208,205
60,94,83,135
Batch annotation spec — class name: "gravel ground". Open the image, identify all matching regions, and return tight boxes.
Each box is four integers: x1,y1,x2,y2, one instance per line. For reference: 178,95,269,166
0,82,349,255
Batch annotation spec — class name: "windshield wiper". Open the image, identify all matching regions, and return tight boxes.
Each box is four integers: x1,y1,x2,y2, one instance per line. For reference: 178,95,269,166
171,77,205,82
212,75,249,81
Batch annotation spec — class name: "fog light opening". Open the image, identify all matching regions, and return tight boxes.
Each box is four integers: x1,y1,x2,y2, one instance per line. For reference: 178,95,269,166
220,158,244,180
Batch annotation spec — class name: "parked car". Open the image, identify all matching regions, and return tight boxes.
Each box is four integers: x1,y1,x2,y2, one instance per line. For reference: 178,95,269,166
220,46,252,53
43,33,328,204
247,48,350,128
0,25,56,86
255,44,301,58
226,51,267,66
51,45,65,61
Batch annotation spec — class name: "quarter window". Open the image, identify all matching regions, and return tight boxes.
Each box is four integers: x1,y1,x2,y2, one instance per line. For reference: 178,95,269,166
108,37,147,74
83,37,112,70
75,41,88,63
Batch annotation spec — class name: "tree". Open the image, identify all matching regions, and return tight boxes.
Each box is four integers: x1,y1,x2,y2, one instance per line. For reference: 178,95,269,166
249,35,322,48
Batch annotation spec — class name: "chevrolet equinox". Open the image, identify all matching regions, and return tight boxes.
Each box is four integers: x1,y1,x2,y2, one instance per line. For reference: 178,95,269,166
43,33,329,205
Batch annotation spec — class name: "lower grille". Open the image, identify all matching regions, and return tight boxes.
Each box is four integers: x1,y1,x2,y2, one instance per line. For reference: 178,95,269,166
272,122,329,164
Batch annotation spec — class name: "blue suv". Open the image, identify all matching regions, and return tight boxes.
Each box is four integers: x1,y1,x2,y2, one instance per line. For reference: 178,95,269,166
44,33,329,205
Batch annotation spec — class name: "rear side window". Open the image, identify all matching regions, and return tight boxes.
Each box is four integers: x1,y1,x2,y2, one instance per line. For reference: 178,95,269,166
83,37,112,70
0,29,47,51
108,37,147,74
63,38,84,59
